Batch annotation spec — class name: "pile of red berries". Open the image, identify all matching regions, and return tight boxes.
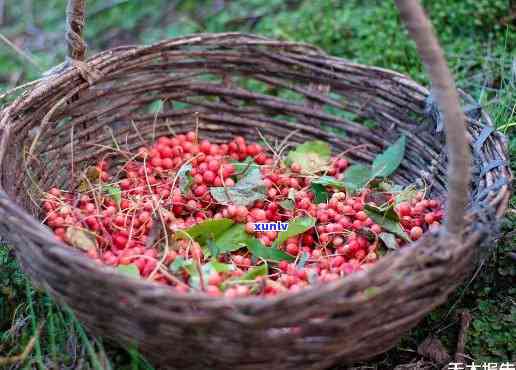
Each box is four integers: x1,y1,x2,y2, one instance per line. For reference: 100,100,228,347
42,132,443,297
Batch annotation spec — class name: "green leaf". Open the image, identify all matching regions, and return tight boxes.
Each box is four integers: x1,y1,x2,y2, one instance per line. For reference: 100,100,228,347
273,216,316,248
220,263,267,290
342,164,372,193
279,188,297,209
210,167,266,206
169,256,189,273
286,140,331,174
177,164,193,195
378,182,404,193
372,135,406,177
210,261,235,273
378,232,399,250
177,218,234,245
210,223,249,255
230,157,259,177
364,204,410,242
116,264,141,279
188,261,234,290
240,263,268,281
365,202,399,218
245,238,295,262
104,185,121,207
394,185,418,204
206,240,221,258
312,176,346,189
310,183,329,204
280,199,295,210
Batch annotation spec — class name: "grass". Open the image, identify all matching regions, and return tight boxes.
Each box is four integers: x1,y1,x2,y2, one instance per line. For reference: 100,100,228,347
0,0,514,368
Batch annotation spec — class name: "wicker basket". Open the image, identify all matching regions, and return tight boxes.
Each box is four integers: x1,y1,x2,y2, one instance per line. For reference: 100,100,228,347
0,1,511,369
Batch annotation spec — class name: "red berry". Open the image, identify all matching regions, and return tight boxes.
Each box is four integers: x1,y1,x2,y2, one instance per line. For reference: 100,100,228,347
410,226,423,240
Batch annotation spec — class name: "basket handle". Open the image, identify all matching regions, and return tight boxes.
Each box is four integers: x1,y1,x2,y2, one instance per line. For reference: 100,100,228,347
66,0,86,61
64,0,471,238
395,0,471,238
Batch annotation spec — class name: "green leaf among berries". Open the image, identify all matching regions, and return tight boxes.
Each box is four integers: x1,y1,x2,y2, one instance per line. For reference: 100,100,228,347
342,164,372,193
188,261,234,290
312,175,346,189
280,188,297,209
371,135,406,178
177,163,193,195
210,167,266,206
286,140,331,174
273,216,316,247
208,223,249,256
169,256,189,273
378,232,399,250
241,263,268,280
279,199,295,210
221,263,268,290
230,157,260,178
245,238,295,262
177,218,234,245
310,183,329,204
364,204,410,242
116,264,141,279
104,185,122,208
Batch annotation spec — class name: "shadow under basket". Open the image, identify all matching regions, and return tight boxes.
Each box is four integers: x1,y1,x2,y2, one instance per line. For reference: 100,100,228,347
0,33,511,369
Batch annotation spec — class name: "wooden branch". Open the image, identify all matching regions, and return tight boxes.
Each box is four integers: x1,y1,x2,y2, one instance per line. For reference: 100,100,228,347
395,0,471,237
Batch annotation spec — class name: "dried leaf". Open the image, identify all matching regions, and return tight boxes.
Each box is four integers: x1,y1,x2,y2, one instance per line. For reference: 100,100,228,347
65,227,96,251
77,166,100,192
417,336,451,364
364,191,391,207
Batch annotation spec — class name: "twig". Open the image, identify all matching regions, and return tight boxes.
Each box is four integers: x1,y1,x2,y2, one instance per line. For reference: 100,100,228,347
454,310,472,363
0,321,45,366
0,32,41,71
396,0,471,236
